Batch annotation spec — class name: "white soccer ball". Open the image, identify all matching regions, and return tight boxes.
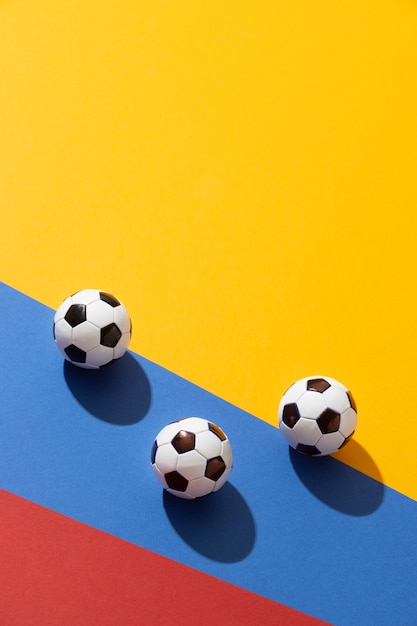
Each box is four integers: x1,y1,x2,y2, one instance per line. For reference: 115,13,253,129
151,417,233,499
278,376,357,456
53,289,132,369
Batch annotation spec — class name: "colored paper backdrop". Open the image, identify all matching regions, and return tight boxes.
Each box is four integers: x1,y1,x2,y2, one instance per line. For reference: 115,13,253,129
1,1,417,623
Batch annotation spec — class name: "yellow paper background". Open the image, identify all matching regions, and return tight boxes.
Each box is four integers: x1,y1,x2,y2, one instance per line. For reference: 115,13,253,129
1,1,417,498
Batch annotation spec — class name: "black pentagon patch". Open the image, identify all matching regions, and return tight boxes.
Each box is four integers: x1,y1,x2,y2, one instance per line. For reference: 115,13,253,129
172,431,196,454
347,390,357,412
99,292,121,307
205,456,226,481
100,323,122,347
307,378,331,393
296,443,321,456
282,403,300,428
65,344,87,363
208,422,226,441
151,441,158,464
65,304,86,327
317,408,341,434
165,471,188,492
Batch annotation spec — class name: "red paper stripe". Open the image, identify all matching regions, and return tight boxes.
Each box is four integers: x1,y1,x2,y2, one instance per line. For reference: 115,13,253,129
0,489,328,625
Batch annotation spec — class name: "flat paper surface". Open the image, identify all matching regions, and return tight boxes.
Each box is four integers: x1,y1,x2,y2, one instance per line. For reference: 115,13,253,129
1,2,417,622
0,284,416,625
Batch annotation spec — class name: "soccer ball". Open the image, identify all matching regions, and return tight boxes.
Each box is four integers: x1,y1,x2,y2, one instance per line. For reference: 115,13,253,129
151,417,233,499
53,289,132,369
278,376,357,456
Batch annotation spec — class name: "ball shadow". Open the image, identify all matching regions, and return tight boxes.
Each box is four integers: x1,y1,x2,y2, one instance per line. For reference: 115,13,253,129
289,440,385,516
163,483,256,563
63,353,151,425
